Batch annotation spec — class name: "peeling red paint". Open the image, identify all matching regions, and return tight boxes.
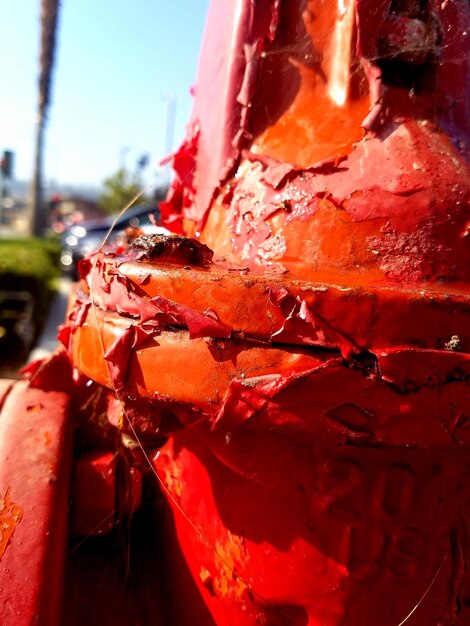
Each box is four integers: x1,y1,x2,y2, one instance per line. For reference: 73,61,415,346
0,489,23,560
6,0,470,624
159,122,200,232
202,122,470,281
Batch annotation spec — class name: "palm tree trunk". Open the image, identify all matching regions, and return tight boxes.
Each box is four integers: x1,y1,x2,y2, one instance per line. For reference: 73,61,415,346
29,0,60,236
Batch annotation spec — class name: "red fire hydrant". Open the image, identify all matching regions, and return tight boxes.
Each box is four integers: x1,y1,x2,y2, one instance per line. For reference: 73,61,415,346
3,0,470,624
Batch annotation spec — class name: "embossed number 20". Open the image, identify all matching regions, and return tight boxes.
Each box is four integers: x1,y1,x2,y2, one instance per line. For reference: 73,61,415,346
316,456,424,581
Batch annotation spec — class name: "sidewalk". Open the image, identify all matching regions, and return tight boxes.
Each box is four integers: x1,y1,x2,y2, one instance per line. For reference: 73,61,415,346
29,277,71,362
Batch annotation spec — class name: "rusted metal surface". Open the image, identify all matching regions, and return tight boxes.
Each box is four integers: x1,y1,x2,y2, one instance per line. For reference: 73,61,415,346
5,0,470,623
57,0,470,622
153,429,470,625
132,0,470,623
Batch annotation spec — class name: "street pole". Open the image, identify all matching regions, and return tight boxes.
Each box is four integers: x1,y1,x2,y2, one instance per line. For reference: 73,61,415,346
29,112,45,236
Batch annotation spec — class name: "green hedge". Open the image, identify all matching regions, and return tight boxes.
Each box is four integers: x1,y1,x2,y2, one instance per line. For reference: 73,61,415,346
0,237,61,332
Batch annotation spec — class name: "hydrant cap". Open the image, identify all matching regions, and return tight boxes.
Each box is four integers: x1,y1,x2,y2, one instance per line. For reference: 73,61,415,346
163,0,470,285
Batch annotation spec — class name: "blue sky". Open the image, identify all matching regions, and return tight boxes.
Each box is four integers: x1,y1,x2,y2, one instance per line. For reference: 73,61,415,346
0,0,210,190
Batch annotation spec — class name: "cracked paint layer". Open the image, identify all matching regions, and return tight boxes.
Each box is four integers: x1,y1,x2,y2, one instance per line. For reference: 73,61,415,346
58,0,470,624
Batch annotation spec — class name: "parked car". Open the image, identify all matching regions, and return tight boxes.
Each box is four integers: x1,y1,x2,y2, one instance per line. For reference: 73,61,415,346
60,204,168,278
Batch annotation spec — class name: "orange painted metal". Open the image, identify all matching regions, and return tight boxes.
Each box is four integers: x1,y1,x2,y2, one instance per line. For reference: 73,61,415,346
146,0,470,623
59,0,470,622
69,299,325,410
84,255,470,352
7,0,470,624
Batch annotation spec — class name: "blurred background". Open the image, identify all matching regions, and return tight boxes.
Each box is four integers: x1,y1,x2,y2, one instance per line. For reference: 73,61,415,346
0,0,210,372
